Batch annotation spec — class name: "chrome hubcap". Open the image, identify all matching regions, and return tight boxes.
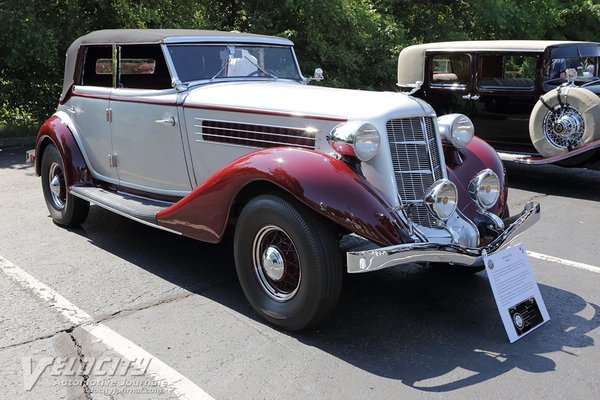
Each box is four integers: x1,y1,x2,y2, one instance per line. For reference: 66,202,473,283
543,106,585,149
48,162,65,210
262,246,285,281
252,225,301,302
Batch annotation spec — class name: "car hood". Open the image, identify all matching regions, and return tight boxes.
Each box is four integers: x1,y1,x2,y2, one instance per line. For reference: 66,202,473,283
182,81,435,121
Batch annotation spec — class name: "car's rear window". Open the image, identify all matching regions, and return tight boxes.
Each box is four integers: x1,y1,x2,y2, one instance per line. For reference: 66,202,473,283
430,54,470,87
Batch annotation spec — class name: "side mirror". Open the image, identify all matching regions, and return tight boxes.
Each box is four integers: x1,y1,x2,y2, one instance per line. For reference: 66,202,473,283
304,68,324,84
313,68,324,81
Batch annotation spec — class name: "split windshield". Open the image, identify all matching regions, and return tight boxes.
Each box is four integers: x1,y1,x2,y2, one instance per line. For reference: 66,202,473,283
167,44,302,83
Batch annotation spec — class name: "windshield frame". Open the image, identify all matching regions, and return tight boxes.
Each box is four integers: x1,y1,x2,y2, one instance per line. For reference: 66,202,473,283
162,42,305,87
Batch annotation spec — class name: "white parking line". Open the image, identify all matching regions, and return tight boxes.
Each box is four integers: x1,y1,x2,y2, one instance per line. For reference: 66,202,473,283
0,256,214,400
527,251,600,274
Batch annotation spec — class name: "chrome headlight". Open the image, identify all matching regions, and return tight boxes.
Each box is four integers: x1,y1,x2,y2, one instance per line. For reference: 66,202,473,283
424,179,457,221
468,169,500,210
437,114,474,149
328,121,380,161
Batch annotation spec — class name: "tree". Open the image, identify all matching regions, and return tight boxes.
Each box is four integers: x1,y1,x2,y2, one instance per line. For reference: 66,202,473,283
1,0,599,128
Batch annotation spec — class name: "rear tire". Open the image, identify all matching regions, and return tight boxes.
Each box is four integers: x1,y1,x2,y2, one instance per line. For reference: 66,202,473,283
41,144,89,227
234,195,342,331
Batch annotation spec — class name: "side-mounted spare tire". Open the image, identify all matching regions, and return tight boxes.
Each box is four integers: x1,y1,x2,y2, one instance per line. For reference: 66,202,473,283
529,87,600,157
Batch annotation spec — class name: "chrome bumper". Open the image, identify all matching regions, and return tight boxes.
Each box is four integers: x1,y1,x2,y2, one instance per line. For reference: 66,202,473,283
347,201,541,273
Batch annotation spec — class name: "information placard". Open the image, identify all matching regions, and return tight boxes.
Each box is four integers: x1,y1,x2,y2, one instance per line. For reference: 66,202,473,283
483,243,550,343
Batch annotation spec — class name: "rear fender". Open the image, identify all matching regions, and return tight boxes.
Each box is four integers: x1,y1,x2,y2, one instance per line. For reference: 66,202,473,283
35,116,91,187
157,148,411,246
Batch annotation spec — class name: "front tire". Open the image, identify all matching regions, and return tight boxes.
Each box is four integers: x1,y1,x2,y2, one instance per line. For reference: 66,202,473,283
234,195,342,331
41,144,89,227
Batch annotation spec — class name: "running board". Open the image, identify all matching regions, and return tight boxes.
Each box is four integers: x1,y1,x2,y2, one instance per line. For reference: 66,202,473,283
497,137,600,165
69,186,180,234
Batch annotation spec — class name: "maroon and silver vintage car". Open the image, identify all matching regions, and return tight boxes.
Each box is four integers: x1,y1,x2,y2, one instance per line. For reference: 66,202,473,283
398,41,600,169
34,30,540,330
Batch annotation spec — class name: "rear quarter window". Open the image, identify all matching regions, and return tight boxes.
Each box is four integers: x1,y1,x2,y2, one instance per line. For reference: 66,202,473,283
80,46,113,87
430,54,470,87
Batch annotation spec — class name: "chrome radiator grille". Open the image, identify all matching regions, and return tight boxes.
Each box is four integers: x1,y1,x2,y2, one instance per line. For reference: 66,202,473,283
386,117,444,227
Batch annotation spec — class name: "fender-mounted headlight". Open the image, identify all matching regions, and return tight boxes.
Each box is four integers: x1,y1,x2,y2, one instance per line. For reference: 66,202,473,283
437,114,474,149
328,121,380,162
424,179,457,221
468,169,500,210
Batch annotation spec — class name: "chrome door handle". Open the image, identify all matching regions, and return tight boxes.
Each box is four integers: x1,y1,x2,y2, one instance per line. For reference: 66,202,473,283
462,94,480,101
462,94,471,100
66,106,76,114
471,95,480,100
154,116,176,126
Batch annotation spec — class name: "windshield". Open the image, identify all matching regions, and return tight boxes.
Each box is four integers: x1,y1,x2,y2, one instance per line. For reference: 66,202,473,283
544,45,600,86
167,44,301,83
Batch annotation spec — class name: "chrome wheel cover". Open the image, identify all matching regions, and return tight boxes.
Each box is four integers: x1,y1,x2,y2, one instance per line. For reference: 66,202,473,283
252,225,301,301
543,105,585,149
48,162,66,210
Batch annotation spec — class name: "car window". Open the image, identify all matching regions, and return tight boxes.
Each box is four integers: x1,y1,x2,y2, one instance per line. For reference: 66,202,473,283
81,46,113,87
478,54,537,90
430,54,470,87
167,44,301,82
118,45,171,90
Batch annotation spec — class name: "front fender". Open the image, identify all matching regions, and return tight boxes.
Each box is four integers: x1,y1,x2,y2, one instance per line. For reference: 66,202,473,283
444,136,508,220
35,116,91,187
157,148,412,246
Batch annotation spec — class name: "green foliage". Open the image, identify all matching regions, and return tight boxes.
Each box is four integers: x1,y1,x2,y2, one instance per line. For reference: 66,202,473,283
0,0,207,128
0,0,599,130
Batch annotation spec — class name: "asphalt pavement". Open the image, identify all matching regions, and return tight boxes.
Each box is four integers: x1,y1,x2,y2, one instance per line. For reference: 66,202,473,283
0,144,599,400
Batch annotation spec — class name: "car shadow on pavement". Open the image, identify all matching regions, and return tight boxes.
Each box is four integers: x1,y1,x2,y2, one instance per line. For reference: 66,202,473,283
505,162,600,201
73,206,600,394
294,268,599,392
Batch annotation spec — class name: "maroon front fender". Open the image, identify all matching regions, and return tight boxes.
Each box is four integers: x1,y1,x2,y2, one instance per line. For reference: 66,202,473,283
445,137,508,220
35,116,91,187
157,148,411,246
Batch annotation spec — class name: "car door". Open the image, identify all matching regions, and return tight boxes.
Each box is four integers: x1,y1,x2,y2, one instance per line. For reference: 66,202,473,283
471,53,542,149
420,52,473,116
109,44,192,196
69,45,119,183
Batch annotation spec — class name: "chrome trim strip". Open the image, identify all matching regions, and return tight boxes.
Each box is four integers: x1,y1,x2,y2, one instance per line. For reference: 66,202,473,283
161,44,180,86
163,36,293,46
347,201,541,273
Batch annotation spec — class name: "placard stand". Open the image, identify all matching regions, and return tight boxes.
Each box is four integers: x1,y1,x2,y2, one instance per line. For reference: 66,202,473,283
483,243,550,343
